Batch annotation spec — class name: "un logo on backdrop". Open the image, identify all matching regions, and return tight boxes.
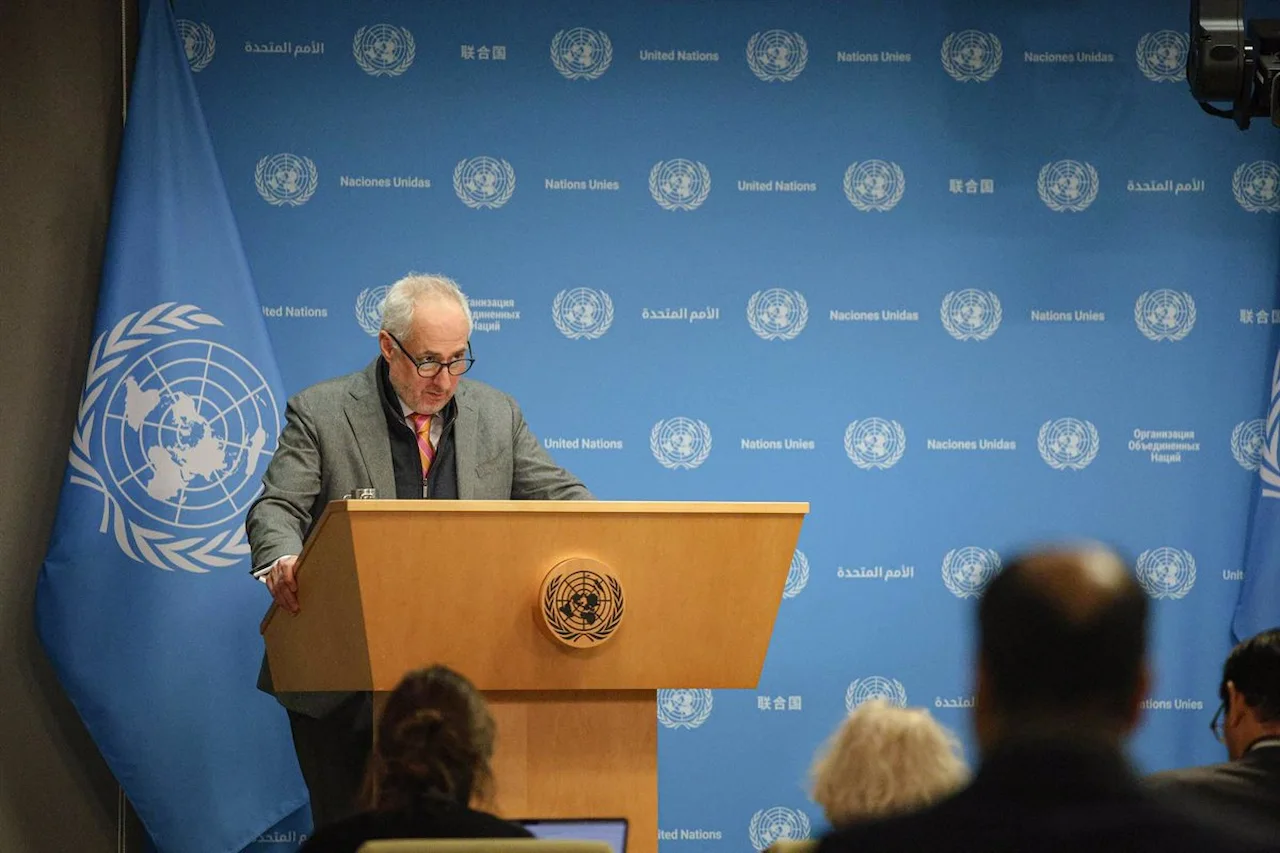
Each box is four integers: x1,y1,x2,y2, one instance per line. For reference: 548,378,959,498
1136,547,1197,600
783,550,810,599
1038,418,1099,470
941,289,1002,341
353,24,416,77
942,547,1002,599
1135,290,1196,341
1038,160,1099,212
1233,161,1280,212
1136,30,1188,82
657,689,713,729
845,677,908,711
71,304,279,573
746,30,808,82
255,154,318,207
355,286,389,336
454,156,516,209
551,28,613,79
177,20,216,72
649,159,711,211
844,418,906,470
747,289,808,340
1232,419,1266,470
941,30,1002,82
651,417,712,469
749,808,812,852
843,161,905,212
552,288,614,339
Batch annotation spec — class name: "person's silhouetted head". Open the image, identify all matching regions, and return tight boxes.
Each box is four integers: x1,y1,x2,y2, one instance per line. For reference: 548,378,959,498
1217,628,1280,760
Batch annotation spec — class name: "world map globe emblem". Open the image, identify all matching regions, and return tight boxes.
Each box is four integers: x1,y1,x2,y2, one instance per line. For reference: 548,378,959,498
1136,30,1188,82
550,27,613,80
746,30,808,82
657,688,714,729
649,159,711,211
783,549,810,598
100,340,278,530
552,287,614,339
1232,418,1267,471
1038,417,1099,470
1038,160,1099,212
941,289,1002,341
651,417,712,469
255,153,318,207
1233,161,1280,212
353,24,416,77
355,285,390,336
843,160,905,212
844,418,906,469
748,288,809,341
1135,289,1196,341
748,807,811,852
177,20,216,72
845,676,908,711
942,547,1002,598
540,563,625,646
941,30,1003,82
454,156,516,209
1136,547,1196,600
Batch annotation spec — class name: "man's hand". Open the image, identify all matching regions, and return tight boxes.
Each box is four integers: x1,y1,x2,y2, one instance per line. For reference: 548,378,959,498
265,555,300,614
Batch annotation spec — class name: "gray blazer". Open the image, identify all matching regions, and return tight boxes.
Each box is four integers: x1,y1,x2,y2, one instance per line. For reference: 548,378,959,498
246,358,592,714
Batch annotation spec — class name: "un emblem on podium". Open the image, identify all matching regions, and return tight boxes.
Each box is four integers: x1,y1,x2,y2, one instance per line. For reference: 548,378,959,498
540,559,625,648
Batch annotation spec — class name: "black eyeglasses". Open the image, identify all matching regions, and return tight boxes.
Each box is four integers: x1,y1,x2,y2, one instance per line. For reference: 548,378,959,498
1210,700,1226,743
387,333,475,378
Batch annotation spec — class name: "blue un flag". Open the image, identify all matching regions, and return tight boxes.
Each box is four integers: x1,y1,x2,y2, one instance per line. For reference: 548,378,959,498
1236,347,1280,643
34,0,309,850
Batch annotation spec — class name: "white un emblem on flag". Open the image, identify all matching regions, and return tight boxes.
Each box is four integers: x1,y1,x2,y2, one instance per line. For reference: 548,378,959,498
941,289,1002,341
845,676,908,712
552,288,614,339
843,160,905,212
255,153,318,207
1136,30,1188,82
354,286,389,336
550,28,613,80
748,289,808,340
177,20,216,72
650,417,712,469
1038,160,1099,212
844,418,906,469
1233,161,1280,212
1134,290,1196,341
942,547,1002,599
649,159,711,211
746,30,809,82
1232,418,1266,470
748,808,812,852
1136,547,1197,600
657,689,713,729
353,24,416,77
941,30,1002,82
1038,418,1099,470
454,156,516,209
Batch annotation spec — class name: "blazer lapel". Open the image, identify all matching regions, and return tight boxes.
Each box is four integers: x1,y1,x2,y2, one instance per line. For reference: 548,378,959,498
345,360,396,497
453,382,479,499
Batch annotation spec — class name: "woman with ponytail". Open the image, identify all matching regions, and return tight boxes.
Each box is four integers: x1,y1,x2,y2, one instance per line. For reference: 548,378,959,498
300,666,532,853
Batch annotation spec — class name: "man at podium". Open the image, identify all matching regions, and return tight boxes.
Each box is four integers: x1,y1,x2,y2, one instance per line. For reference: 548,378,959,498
246,272,593,830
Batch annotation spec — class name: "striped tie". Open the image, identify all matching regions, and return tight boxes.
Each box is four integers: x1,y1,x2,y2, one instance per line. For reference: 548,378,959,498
409,412,435,479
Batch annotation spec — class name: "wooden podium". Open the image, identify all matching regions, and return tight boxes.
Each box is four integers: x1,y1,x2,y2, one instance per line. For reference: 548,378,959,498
260,500,807,853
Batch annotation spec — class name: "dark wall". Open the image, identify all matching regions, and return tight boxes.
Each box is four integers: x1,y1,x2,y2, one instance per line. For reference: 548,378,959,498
0,0,142,850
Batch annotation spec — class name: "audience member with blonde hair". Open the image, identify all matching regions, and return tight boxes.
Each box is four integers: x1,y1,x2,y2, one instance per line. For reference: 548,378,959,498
300,666,530,853
810,698,968,827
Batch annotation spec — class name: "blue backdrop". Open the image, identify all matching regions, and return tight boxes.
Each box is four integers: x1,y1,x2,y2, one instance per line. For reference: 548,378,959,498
172,1,1280,849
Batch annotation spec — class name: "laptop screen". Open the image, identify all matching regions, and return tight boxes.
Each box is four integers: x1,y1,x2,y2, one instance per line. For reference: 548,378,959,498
519,818,629,853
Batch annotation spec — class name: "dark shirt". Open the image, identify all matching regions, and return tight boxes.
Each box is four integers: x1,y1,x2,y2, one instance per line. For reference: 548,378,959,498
817,736,1277,853
375,356,459,500
300,799,531,853
1147,739,1280,844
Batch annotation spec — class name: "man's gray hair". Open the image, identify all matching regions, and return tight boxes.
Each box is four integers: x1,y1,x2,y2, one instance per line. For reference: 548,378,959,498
379,273,473,339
